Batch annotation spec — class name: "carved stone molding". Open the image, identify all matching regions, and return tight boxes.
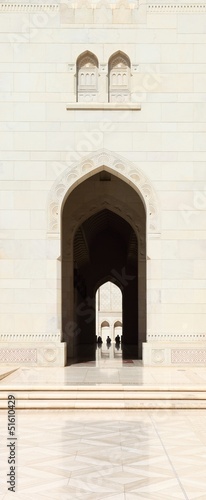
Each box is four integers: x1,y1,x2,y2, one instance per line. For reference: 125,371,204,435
148,333,206,341
43,348,57,362
172,349,206,364
0,3,59,12
0,342,67,366
1,2,205,14
151,349,165,364
47,149,160,237
0,349,37,363
0,333,61,342
148,3,206,13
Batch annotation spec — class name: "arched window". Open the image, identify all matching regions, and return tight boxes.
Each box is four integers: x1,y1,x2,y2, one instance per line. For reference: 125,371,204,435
114,321,122,340
114,321,122,328
101,321,110,327
108,51,131,103
76,51,99,102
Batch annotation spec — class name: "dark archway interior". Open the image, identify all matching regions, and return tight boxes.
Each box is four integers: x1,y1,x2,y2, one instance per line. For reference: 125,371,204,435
62,171,146,364
74,209,138,360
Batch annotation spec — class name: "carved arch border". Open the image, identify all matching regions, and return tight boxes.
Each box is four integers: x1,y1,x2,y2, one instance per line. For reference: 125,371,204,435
47,149,160,237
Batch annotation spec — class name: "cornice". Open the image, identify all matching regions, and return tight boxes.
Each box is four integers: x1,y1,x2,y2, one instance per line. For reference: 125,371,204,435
0,2,205,13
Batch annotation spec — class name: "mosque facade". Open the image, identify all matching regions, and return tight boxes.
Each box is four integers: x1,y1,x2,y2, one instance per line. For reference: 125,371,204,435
1,0,206,367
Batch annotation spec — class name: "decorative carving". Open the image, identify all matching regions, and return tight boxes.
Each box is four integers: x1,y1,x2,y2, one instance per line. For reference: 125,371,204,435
152,349,165,364
148,334,206,340
0,4,59,12
47,149,160,236
0,349,37,363
148,4,206,13
172,349,206,364
1,3,205,15
0,333,61,341
43,348,57,362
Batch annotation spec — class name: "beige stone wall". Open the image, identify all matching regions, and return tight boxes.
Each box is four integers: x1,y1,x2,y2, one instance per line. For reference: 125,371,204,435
1,0,206,364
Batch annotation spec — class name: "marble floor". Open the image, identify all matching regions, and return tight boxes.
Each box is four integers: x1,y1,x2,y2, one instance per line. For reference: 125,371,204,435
1,360,206,389
1,409,206,499
1,352,206,497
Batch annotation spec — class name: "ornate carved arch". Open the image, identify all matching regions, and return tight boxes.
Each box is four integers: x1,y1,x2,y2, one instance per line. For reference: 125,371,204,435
47,149,160,236
77,50,99,69
108,50,131,69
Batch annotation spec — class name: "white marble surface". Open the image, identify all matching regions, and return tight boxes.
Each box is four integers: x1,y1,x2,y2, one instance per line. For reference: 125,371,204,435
1,359,206,388
0,408,206,498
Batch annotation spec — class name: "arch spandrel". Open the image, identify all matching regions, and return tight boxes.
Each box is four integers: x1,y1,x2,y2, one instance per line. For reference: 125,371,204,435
47,149,160,236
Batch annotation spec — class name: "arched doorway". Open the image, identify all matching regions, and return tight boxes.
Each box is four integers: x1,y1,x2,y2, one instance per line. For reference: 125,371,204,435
62,170,146,364
96,281,122,344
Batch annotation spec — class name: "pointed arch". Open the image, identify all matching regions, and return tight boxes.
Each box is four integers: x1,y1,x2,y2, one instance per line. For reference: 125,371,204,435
109,51,131,70
114,321,122,328
101,321,110,327
76,51,99,102
47,149,160,237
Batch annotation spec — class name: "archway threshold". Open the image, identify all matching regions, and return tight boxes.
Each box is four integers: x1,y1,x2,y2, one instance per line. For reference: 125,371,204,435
69,344,139,366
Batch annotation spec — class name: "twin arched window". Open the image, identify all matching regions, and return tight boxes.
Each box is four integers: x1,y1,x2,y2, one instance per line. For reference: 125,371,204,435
76,51,131,103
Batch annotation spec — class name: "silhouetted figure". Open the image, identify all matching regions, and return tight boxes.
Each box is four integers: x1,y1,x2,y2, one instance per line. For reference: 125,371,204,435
106,336,111,345
97,336,103,344
115,335,121,344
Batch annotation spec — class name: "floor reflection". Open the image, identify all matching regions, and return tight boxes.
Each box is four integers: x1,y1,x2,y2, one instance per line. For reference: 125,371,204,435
70,342,138,366
96,341,122,361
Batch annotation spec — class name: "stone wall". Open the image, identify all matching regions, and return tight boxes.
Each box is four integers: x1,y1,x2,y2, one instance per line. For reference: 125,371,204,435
1,0,206,364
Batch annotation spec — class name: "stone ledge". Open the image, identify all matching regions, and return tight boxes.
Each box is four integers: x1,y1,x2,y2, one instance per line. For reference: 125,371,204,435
66,102,141,110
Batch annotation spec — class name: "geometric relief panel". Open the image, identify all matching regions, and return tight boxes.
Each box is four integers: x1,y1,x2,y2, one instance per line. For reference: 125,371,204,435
172,349,206,364
0,349,37,363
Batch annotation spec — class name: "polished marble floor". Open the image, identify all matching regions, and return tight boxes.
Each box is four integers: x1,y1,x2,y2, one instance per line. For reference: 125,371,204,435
1,350,206,497
1,359,206,389
1,409,206,499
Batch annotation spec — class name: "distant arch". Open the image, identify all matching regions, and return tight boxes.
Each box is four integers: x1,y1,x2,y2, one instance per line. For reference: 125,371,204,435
114,321,122,328
101,321,110,327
